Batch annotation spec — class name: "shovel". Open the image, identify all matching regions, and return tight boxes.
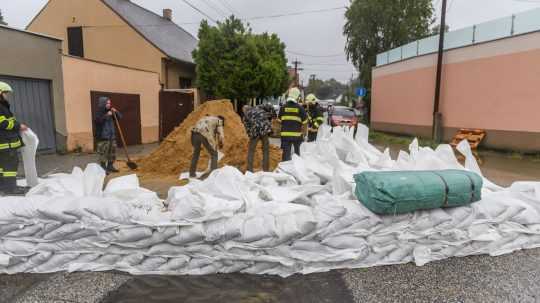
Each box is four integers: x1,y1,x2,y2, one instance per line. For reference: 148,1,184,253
113,113,138,170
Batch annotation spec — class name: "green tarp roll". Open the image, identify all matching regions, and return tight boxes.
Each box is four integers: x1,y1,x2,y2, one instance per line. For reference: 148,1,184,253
354,170,483,215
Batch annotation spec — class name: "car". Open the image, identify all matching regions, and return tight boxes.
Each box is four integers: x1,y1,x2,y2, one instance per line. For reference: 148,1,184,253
328,106,358,127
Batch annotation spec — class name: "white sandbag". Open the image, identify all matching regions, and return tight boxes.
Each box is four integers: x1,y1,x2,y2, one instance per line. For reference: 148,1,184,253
20,129,39,187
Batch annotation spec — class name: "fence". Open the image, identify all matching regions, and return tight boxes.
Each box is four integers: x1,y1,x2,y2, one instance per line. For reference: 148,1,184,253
376,8,540,66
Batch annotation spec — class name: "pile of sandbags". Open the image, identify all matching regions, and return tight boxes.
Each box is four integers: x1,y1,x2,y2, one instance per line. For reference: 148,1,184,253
1,125,540,277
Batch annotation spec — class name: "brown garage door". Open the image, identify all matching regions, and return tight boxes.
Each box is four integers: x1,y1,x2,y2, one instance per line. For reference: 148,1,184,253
91,91,142,147
159,90,194,140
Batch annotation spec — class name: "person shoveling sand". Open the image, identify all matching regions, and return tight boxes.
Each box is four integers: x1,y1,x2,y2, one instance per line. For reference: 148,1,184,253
137,100,282,177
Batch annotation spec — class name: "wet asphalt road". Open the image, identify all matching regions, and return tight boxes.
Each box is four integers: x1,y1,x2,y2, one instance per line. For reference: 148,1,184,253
3,142,540,303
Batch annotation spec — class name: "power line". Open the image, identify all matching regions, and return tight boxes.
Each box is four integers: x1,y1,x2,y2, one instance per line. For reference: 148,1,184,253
200,0,228,18
303,68,358,73
243,6,347,21
287,50,345,58
217,0,240,16
303,63,352,66
181,0,218,23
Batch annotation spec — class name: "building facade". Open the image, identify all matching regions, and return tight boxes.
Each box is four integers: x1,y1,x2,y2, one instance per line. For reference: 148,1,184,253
27,0,197,89
372,9,540,152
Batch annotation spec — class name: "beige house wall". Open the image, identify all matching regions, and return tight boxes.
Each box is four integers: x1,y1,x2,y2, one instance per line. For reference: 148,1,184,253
165,60,196,89
27,0,171,85
372,31,540,152
62,55,160,152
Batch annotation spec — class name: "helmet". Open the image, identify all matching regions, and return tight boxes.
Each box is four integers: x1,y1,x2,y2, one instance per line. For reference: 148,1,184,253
0,82,13,93
287,87,301,102
305,94,318,104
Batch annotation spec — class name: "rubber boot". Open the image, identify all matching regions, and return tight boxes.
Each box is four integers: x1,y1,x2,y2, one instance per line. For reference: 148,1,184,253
0,177,6,196
107,161,119,173
2,178,28,196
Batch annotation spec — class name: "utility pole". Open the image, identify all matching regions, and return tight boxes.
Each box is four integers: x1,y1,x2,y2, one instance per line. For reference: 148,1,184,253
432,0,448,143
292,59,303,87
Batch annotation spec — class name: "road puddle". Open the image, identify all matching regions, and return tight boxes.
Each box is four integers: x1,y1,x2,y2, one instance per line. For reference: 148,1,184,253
103,271,353,303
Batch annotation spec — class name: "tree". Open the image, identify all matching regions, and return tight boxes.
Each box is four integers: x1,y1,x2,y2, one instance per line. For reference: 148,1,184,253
344,0,434,90
192,16,289,104
251,33,290,99
305,77,347,100
431,24,450,35
0,9,7,26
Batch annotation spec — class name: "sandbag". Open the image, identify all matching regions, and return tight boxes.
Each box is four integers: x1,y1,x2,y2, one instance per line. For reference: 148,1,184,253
354,170,483,215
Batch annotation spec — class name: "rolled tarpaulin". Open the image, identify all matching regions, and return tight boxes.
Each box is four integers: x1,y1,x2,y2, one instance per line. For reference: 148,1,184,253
354,170,483,215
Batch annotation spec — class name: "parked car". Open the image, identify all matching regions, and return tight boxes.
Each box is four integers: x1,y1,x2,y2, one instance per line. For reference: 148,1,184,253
318,99,335,112
329,106,358,127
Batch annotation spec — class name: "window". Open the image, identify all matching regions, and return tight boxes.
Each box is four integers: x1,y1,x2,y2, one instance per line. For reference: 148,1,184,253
67,27,84,57
179,77,192,89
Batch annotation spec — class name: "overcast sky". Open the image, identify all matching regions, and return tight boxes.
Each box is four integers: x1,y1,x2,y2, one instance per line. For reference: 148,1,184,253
2,0,540,84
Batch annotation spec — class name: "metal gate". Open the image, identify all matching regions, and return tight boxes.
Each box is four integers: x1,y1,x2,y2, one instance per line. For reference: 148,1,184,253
0,76,56,151
159,90,194,140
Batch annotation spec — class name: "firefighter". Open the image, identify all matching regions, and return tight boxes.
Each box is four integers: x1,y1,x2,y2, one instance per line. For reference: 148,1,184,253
278,87,307,161
0,82,29,196
305,94,325,142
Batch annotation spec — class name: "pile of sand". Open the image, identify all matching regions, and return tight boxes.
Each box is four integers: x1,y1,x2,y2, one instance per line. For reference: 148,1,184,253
137,100,282,176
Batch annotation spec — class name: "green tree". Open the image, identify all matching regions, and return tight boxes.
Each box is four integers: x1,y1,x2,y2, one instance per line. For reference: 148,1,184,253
0,9,7,26
192,16,288,104
252,33,289,99
305,77,324,96
344,0,434,123
306,77,347,100
431,24,450,35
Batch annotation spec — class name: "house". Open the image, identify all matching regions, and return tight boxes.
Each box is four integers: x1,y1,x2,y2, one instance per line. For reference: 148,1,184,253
20,0,198,152
0,25,65,152
27,0,198,89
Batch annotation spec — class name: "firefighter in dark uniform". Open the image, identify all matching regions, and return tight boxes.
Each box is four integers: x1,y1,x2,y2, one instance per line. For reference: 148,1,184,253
305,94,325,142
278,87,307,161
0,82,29,196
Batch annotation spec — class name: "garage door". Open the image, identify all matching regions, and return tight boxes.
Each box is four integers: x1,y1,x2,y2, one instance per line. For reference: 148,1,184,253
0,76,56,152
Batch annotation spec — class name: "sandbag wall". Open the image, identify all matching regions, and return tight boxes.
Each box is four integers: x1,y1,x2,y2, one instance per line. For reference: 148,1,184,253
1,126,540,277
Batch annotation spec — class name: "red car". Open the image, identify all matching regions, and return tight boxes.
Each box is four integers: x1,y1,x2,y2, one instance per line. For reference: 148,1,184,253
329,106,358,127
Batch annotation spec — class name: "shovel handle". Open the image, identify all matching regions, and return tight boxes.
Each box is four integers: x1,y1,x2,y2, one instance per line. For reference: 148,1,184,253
112,113,132,162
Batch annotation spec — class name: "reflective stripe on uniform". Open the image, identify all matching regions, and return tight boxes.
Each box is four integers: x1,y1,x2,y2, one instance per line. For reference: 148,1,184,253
284,108,299,113
2,171,17,177
0,116,16,130
6,119,15,130
281,116,302,122
280,131,303,137
0,140,22,150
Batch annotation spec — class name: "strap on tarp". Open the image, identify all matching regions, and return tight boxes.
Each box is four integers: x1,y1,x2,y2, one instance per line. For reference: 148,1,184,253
433,172,450,207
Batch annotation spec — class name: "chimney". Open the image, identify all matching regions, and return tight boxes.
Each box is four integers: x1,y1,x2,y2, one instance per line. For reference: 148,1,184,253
163,9,172,21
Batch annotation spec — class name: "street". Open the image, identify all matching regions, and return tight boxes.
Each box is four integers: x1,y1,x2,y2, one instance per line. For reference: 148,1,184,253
2,0,540,302
2,141,540,303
